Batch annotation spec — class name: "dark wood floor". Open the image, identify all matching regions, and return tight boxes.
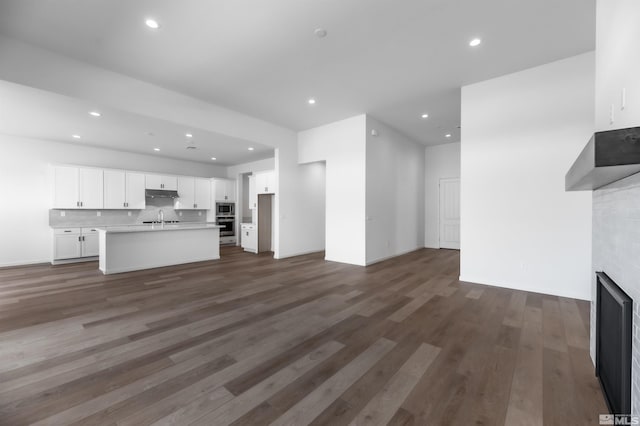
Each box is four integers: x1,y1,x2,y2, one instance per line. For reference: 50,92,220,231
0,247,606,425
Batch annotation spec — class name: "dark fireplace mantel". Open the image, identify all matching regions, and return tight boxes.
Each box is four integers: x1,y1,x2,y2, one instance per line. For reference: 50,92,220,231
566,127,640,191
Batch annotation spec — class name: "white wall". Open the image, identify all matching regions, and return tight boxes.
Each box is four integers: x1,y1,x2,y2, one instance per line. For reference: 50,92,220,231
424,142,461,248
460,52,595,300
0,133,226,267
299,115,367,265
595,0,640,131
366,117,425,264
226,157,275,178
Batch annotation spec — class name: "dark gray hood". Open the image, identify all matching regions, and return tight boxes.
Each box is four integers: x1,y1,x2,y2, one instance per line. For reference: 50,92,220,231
145,189,180,199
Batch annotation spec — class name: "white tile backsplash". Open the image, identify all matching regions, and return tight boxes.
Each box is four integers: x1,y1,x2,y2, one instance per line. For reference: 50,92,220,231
49,198,207,227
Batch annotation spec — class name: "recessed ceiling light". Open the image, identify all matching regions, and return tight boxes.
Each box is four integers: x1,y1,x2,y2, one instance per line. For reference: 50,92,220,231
145,19,160,29
72,134,81,139
248,147,254,151
421,113,429,119
89,111,101,117
185,133,193,138
445,134,452,138
469,38,482,47
211,157,217,161
314,28,327,38
154,148,160,151
308,98,316,105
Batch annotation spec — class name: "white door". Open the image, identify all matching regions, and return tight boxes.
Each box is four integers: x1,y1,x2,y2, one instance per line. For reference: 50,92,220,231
214,179,229,201
125,172,146,209
194,178,211,209
79,168,103,209
439,178,460,250
82,233,100,257
145,174,162,190
224,179,236,202
103,170,126,209
161,175,178,191
54,233,82,259
248,176,257,209
53,166,79,208
175,177,195,209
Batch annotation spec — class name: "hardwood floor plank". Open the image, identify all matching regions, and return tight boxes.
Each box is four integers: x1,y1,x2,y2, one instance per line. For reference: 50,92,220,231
269,337,396,425
188,340,344,425
348,342,440,426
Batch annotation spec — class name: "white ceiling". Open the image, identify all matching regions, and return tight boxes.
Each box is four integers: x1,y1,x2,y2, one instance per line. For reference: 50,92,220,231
0,80,273,165
0,0,595,149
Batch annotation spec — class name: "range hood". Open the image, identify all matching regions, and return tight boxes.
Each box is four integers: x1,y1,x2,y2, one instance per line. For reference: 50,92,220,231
566,126,640,191
145,189,180,199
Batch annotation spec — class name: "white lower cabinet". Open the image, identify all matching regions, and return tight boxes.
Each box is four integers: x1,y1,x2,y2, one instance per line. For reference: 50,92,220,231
241,224,257,253
53,229,82,260
81,228,100,257
53,227,100,261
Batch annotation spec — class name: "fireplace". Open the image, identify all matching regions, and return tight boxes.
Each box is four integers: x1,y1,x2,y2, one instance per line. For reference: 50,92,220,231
596,272,633,415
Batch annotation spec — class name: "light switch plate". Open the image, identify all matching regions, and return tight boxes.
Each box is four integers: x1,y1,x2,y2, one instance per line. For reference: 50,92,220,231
128,211,132,216
97,211,101,216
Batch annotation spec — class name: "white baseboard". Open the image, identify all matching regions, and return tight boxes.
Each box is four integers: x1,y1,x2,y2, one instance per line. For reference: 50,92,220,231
51,256,98,265
274,248,325,260
0,259,51,268
458,275,591,301
365,247,422,266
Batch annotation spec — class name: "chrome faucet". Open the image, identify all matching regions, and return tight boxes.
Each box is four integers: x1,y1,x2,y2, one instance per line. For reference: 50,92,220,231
158,209,164,224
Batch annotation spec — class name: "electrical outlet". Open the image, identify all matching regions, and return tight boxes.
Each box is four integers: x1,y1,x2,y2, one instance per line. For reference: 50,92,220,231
179,211,183,216
60,211,65,217
97,211,101,217
198,211,202,216
127,211,132,217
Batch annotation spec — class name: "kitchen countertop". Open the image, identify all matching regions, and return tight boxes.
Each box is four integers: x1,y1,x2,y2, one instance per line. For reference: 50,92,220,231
49,222,210,229
96,223,221,234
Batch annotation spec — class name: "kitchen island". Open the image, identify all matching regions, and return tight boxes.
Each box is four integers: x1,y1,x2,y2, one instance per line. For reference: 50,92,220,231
97,223,221,274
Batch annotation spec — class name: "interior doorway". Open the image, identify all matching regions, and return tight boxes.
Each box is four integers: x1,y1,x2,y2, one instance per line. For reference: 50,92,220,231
439,177,460,250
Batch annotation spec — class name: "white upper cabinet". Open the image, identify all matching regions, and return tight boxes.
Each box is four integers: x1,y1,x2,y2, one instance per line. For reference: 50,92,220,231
53,166,79,208
255,170,276,194
53,166,103,209
194,178,211,210
248,175,257,210
214,179,236,202
79,168,104,209
125,172,146,209
175,177,211,210
175,176,195,210
104,170,146,209
103,170,126,209
145,174,178,190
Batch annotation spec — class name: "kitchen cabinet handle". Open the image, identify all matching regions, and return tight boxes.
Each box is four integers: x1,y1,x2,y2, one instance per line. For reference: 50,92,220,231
64,230,71,233
78,236,81,242
76,201,79,207
82,236,85,241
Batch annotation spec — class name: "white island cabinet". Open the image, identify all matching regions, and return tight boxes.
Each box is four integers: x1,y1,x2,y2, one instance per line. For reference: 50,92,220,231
98,223,221,274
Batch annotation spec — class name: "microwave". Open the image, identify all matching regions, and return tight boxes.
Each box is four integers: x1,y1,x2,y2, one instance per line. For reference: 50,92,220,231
216,202,235,215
